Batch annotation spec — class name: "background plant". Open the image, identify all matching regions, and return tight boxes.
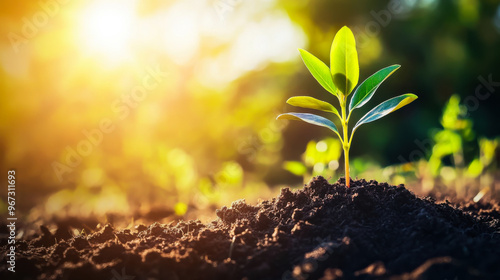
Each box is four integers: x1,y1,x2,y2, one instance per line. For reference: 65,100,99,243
357,94,500,201
283,137,342,182
278,26,417,187
417,95,499,199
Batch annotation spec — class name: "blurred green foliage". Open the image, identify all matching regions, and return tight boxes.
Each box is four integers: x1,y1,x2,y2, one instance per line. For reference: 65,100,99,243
283,137,342,181
419,95,499,198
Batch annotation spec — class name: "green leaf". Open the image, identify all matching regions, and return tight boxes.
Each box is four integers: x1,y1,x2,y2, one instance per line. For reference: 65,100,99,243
349,65,400,112
330,26,359,96
287,96,340,119
298,49,337,95
283,161,308,176
352,94,418,133
277,112,341,139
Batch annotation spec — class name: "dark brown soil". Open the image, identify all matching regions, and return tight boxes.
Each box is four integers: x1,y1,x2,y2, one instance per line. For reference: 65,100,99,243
1,177,500,279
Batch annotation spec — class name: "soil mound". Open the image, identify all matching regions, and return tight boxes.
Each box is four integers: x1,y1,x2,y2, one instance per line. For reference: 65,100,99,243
2,177,500,279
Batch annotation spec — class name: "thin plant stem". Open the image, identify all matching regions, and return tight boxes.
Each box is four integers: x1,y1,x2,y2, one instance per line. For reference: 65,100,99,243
340,96,351,187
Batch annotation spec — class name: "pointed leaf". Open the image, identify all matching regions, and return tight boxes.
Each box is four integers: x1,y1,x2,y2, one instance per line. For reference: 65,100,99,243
330,26,359,96
349,65,400,112
283,161,308,176
287,96,341,119
298,49,337,95
277,113,340,136
353,94,418,133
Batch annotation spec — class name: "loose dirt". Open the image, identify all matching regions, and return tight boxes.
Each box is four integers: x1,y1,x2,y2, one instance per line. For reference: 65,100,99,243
1,177,499,279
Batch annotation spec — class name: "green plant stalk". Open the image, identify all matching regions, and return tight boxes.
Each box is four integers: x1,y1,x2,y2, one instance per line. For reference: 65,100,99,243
344,145,350,187
339,94,351,187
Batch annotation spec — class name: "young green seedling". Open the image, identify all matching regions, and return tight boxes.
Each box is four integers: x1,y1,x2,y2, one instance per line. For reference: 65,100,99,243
277,26,417,187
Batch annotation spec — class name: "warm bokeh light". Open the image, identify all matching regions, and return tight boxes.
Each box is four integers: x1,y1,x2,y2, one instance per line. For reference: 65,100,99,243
0,0,305,222
76,0,136,62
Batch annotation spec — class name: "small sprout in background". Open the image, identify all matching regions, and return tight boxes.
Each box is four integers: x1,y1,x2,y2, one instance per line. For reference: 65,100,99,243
283,137,342,182
395,94,499,199
278,26,417,187
283,161,308,177
426,94,476,195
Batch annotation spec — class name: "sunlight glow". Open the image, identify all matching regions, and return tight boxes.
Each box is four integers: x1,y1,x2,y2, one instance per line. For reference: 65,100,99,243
71,0,303,86
196,11,306,87
77,0,136,62
161,2,201,65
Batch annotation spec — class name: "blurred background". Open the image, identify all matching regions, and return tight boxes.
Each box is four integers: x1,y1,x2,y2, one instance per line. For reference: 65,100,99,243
1,0,499,229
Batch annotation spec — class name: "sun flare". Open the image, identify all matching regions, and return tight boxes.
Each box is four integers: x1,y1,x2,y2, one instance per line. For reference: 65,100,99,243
76,1,136,62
